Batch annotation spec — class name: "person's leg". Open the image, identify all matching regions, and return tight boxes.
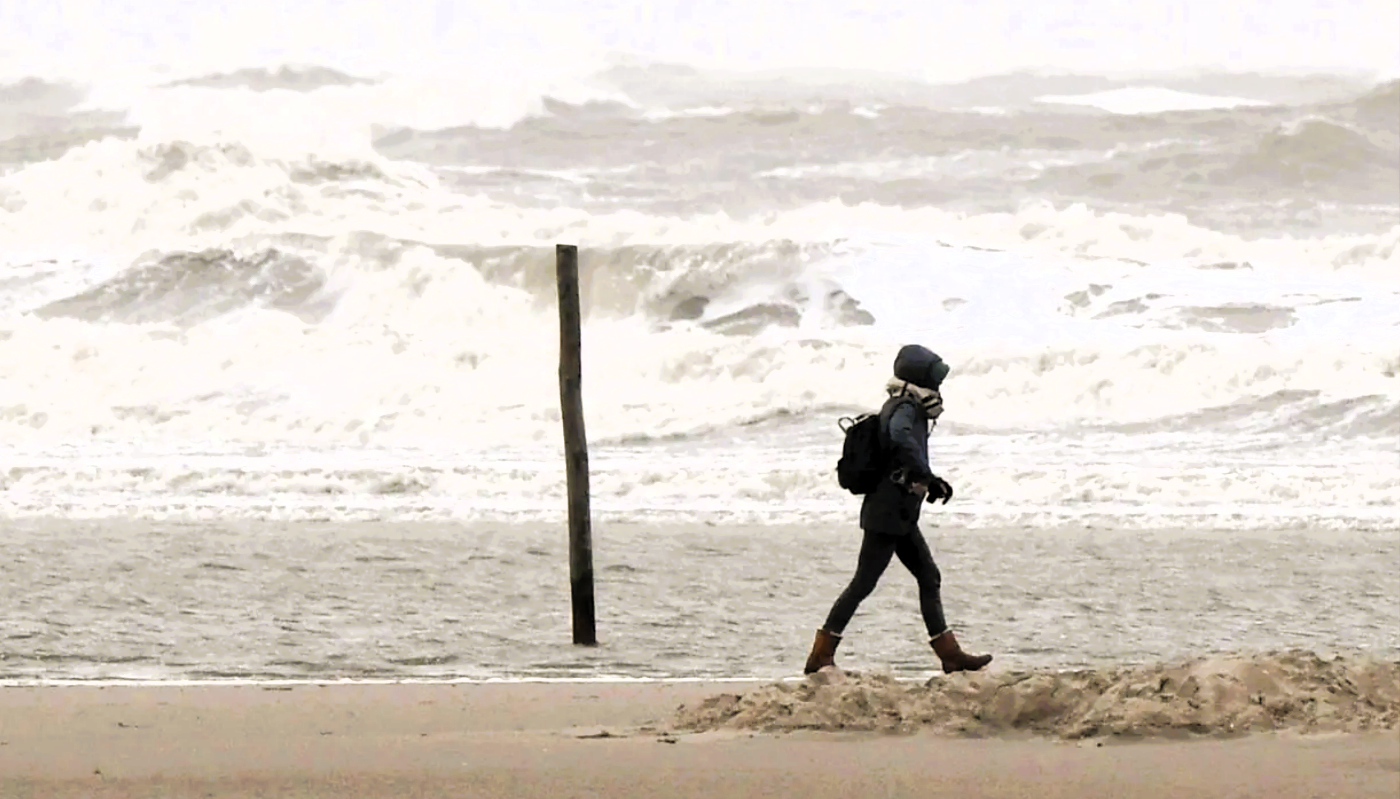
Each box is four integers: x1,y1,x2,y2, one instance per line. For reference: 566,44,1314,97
804,531,898,674
892,530,947,638
823,531,899,635
895,529,993,673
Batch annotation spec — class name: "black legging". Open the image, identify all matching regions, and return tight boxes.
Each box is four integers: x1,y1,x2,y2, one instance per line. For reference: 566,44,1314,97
823,528,947,639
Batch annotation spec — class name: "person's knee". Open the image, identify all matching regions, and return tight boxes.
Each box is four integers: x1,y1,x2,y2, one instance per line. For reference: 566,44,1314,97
918,563,942,591
844,572,881,600
848,579,878,600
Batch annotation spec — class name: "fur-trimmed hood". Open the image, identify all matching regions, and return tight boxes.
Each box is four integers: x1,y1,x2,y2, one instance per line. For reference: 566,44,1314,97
886,377,944,419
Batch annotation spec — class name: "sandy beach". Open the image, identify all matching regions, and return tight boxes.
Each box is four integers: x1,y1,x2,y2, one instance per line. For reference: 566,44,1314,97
4,519,1396,796
3,667,1397,799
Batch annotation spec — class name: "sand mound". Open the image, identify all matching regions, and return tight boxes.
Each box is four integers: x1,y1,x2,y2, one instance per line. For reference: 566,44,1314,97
674,650,1400,740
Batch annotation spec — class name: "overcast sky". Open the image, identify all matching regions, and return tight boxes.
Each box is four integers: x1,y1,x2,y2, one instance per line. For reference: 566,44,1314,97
3,0,1396,82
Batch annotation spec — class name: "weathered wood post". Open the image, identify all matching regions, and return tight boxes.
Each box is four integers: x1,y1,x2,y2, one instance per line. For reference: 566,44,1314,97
555,243,597,645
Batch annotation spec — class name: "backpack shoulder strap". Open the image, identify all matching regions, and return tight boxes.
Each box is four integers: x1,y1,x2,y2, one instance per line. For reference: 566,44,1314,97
876,393,919,446
878,392,919,423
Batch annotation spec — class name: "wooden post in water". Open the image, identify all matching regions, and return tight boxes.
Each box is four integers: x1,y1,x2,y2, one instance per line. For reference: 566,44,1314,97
555,243,597,646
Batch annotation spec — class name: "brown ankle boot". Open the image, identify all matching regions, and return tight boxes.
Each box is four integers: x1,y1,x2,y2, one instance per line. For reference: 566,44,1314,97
803,629,841,674
930,630,992,674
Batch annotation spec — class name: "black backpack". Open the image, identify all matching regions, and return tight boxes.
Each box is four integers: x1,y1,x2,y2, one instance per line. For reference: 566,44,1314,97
835,397,912,495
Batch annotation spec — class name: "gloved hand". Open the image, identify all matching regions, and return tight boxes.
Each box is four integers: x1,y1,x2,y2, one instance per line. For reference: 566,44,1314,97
924,475,954,505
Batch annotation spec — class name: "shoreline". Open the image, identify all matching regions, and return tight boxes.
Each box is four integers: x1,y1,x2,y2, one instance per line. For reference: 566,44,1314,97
4,647,1395,687
5,518,1396,684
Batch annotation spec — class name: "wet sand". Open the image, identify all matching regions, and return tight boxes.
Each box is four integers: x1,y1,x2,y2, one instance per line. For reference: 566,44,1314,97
6,519,1397,683
2,681,1396,798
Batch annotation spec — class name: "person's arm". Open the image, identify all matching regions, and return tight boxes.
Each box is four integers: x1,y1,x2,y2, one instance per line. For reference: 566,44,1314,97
887,401,933,485
889,401,955,504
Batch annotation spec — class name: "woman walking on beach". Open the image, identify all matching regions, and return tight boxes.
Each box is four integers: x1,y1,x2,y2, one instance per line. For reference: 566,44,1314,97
805,344,993,675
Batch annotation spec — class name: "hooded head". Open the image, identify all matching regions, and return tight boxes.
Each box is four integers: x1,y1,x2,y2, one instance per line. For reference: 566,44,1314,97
887,344,951,422
892,344,951,390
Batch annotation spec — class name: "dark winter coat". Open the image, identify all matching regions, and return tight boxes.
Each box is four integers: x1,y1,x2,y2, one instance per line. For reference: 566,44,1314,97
858,344,949,536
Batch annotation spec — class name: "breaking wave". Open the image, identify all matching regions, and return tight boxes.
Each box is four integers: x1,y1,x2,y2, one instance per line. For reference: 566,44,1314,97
160,65,378,92
1,66,1397,527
